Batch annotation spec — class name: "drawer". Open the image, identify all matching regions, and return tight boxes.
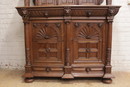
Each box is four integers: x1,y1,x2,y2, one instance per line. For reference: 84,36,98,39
72,67,104,77
72,67,104,72
33,67,64,72
29,9,64,17
32,67,64,77
71,9,107,17
22,7,108,18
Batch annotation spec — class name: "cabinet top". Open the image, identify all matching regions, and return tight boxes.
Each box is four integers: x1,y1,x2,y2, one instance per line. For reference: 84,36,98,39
16,5,120,20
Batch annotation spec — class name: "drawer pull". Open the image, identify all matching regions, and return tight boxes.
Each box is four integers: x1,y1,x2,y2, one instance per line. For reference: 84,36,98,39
45,48,50,53
86,68,91,72
44,11,48,17
86,11,92,17
46,67,51,72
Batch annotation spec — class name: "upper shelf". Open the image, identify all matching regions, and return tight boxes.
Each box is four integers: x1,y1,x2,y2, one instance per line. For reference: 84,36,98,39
33,0,104,6
24,0,112,6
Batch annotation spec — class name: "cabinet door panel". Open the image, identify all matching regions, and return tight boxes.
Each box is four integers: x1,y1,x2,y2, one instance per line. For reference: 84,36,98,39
71,20,106,65
31,21,65,66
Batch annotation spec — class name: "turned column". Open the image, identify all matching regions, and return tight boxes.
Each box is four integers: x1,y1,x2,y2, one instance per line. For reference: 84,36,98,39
106,0,112,5
24,0,30,6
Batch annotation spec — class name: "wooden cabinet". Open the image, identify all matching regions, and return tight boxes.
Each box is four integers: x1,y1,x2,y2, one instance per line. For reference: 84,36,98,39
16,0,120,84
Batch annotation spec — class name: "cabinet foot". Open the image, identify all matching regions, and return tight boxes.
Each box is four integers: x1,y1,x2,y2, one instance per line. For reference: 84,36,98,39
24,78,34,83
102,78,112,84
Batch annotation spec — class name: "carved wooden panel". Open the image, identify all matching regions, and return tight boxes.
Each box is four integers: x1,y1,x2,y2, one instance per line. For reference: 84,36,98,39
58,0,77,5
79,0,104,5
34,0,57,6
71,21,106,64
33,0,104,6
32,21,65,66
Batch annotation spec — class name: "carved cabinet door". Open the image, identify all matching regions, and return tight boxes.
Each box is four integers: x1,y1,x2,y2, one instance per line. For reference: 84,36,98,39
71,20,107,66
31,20,65,66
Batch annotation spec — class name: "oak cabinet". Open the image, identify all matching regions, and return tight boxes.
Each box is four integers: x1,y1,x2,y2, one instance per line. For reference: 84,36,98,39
16,0,120,83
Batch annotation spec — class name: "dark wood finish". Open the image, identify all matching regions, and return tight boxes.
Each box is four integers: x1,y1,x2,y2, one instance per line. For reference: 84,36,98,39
17,0,120,83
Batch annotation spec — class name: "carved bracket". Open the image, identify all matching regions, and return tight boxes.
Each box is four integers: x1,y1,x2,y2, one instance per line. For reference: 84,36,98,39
21,8,30,23
108,7,119,17
64,7,71,16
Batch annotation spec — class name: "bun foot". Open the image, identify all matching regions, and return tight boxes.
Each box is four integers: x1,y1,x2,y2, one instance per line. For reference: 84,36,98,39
102,78,112,84
25,78,34,83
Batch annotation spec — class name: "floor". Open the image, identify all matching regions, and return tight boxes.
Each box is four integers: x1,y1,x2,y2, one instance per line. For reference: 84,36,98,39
0,69,130,87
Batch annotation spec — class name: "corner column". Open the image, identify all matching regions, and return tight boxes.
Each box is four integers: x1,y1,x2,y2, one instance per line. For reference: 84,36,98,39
103,18,114,84
21,8,34,83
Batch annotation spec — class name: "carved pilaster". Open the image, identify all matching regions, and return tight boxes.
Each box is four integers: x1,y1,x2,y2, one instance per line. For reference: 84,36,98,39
26,48,31,66
106,48,111,66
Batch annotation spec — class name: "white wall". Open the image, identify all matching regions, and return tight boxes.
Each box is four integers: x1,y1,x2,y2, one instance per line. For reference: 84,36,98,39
0,0,130,71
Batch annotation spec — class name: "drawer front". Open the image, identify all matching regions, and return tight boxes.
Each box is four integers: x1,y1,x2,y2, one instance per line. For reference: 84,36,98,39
29,8,107,18
72,67,104,77
33,67,64,72
70,20,107,65
32,67,64,77
31,20,65,66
